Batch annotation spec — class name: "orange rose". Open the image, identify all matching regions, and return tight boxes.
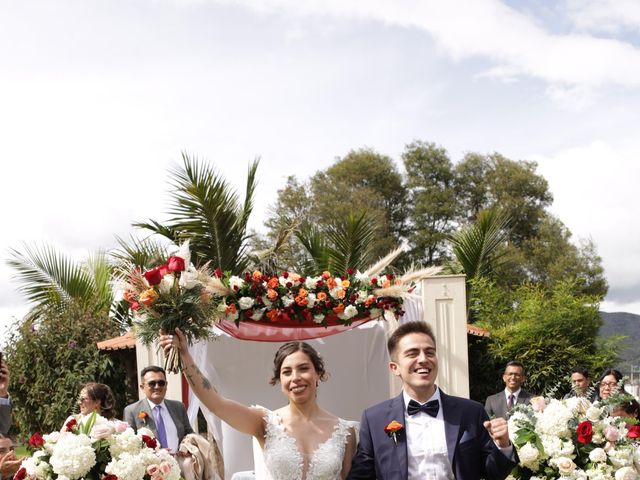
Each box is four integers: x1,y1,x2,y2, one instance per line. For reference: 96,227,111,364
383,279,391,288
365,295,376,306
297,288,308,297
253,270,263,281
225,303,237,314
341,279,350,288
139,288,159,307
295,296,309,306
322,271,331,279
333,303,345,314
317,292,327,301
267,277,279,289
336,289,346,299
267,288,278,301
290,273,301,282
384,420,403,433
327,277,337,289
266,309,279,321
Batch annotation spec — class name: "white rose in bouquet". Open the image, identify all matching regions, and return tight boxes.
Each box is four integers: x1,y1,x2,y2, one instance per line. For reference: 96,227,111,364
518,443,540,470
552,456,576,476
238,296,255,310
615,466,638,480
589,447,608,463
586,405,603,422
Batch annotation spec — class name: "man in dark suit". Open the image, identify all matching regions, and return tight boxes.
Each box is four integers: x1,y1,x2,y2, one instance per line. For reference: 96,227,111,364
123,366,193,453
484,361,532,420
348,321,516,480
563,366,596,401
0,361,11,435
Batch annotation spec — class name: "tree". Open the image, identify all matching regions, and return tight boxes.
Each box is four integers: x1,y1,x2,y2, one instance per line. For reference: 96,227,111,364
261,148,407,268
4,303,132,438
468,278,620,401
403,141,457,265
135,153,258,273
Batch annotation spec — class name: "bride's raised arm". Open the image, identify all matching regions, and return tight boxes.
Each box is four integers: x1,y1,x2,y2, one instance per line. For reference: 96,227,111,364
159,328,265,439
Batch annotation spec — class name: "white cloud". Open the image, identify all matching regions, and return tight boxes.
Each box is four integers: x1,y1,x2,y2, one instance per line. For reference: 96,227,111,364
168,0,640,91
533,141,640,306
565,0,640,33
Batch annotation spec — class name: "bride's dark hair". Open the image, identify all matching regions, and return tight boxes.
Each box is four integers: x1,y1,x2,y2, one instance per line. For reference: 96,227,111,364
270,342,328,386
82,382,116,419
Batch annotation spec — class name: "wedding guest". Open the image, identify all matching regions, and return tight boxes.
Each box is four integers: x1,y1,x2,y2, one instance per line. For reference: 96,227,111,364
123,366,193,453
610,397,640,421
348,321,516,480
563,366,596,401
485,361,533,419
596,368,623,401
159,329,358,479
63,382,116,428
0,362,10,435
0,433,22,479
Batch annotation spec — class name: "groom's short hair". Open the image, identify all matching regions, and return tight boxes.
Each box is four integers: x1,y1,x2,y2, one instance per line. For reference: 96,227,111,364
387,321,436,360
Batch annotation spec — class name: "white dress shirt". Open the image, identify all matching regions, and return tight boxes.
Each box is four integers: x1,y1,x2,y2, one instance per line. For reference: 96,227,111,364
403,389,454,480
146,398,179,453
504,388,522,406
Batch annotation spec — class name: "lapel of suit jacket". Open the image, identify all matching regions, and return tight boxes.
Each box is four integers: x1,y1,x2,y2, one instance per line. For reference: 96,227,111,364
440,390,461,467
387,393,408,479
138,399,158,433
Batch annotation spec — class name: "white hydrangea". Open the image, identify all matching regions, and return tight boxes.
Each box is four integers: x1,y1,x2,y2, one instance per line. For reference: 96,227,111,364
590,447,608,463
49,432,96,479
609,446,635,468
535,400,573,437
21,452,52,480
238,296,255,310
109,428,142,457
105,452,147,480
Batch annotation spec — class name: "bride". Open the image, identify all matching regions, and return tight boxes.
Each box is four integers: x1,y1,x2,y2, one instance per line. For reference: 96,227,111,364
159,329,357,480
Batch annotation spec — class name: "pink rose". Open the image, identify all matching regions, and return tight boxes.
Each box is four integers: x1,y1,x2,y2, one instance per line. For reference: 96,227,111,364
147,465,159,476
113,420,129,433
159,462,172,474
604,425,620,442
530,396,546,412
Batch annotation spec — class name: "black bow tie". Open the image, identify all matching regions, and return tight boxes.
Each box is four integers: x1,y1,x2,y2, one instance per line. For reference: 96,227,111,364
407,399,439,417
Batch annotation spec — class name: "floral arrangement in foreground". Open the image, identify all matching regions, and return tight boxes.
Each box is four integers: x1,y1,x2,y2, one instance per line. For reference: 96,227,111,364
16,413,180,480
123,242,439,372
507,395,640,480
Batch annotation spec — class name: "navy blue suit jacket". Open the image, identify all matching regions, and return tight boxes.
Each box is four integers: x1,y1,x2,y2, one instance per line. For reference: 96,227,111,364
348,391,516,480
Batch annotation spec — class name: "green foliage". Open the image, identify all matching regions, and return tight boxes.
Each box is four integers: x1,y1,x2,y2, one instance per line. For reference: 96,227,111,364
4,303,133,439
469,278,620,400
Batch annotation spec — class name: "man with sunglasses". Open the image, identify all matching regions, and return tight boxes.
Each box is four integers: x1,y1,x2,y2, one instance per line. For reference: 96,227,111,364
123,366,193,453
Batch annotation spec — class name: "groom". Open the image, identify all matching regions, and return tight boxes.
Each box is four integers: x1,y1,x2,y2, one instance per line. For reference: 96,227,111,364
348,321,517,480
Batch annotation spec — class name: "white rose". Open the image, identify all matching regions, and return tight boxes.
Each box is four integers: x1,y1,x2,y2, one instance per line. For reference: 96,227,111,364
90,423,115,440
175,240,191,266
615,466,638,480
158,275,174,294
305,276,321,290
369,308,382,319
586,405,603,422
229,275,245,290
553,456,576,475
590,447,607,463
238,297,255,310
519,442,539,464
306,293,317,308
313,314,325,324
338,305,358,320
282,294,295,307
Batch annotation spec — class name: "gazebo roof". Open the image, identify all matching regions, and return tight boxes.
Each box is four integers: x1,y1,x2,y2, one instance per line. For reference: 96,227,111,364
97,331,135,350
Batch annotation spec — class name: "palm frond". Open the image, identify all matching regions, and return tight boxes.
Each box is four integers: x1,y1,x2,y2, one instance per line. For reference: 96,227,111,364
326,212,376,275
6,244,96,311
295,222,329,275
449,207,511,279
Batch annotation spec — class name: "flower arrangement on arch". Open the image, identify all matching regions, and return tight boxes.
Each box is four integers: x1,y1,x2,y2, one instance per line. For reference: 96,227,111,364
206,249,440,327
507,395,640,479
16,413,181,480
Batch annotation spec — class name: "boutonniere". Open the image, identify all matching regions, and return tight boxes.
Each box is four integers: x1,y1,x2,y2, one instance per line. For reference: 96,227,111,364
384,420,404,445
138,411,149,424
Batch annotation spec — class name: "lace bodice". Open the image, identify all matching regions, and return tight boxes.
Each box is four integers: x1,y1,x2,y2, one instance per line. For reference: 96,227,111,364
261,410,351,480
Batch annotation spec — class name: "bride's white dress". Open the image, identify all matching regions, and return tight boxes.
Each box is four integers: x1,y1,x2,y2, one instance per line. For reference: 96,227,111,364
261,410,352,480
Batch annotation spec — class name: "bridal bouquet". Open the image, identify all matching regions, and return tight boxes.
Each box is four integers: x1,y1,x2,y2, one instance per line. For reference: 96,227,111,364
122,241,217,373
16,413,181,480
507,396,640,480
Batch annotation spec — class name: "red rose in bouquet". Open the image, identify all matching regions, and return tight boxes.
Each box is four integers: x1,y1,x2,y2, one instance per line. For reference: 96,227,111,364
576,420,593,444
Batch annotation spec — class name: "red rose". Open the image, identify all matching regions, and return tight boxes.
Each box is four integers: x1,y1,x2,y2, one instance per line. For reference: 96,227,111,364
103,474,118,480
627,425,640,439
167,256,186,272
29,432,44,448
15,467,27,480
143,266,164,286
214,268,223,278
65,418,78,432
576,420,593,444
141,434,157,449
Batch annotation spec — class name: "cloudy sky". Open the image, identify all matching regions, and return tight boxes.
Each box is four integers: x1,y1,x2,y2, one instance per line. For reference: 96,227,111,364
1,0,639,336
